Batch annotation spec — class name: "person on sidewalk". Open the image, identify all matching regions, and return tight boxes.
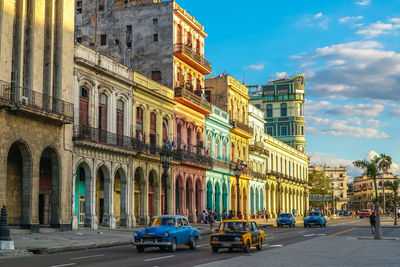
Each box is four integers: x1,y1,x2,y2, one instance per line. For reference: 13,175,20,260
238,211,243,219
209,213,215,231
369,211,376,235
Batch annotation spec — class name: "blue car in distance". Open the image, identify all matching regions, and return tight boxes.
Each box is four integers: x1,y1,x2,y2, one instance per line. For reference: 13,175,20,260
134,215,200,252
304,211,327,228
277,213,296,228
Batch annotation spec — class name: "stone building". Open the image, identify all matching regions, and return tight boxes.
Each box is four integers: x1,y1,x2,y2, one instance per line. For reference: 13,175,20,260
248,74,306,152
205,75,254,218
74,0,211,90
73,43,176,229
0,0,75,231
309,165,349,210
205,105,232,219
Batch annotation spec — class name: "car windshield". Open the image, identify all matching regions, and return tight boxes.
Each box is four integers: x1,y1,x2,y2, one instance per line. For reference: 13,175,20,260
361,210,369,212
309,212,321,217
221,222,249,232
149,217,176,226
279,214,291,218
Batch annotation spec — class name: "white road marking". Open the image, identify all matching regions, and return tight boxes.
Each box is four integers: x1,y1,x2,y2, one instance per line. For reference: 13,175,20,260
316,234,326,236
144,255,175,262
267,245,283,247
299,231,305,233
303,234,315,237
70,254,104,260
197,244,209,248
50,263,76,267
264,237,274,240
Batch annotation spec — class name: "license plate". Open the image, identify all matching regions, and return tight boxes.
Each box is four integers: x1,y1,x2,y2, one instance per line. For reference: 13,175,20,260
221,243,232,247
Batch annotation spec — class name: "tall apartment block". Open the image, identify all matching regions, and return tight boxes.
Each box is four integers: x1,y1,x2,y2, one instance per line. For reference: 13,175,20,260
248,75,306,153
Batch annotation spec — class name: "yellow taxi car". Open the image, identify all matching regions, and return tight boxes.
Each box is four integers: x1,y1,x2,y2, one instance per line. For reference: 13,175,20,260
210,220,264,253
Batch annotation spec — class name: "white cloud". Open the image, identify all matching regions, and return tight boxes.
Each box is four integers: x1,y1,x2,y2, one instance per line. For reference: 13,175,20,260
389,104,400,117
275,72,288,79
244,64,264,71
356,0,371,6
315,12,323,19
307,152,361,178
291,41,400,101
356,18,400,38
339,16,363,23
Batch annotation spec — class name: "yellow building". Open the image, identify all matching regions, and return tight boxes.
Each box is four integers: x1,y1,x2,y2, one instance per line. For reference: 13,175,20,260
205,75,254,218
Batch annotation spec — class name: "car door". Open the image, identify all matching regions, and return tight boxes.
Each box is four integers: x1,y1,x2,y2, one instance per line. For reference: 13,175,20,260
182,218,191,243
249,222,260,246
175,218,185,244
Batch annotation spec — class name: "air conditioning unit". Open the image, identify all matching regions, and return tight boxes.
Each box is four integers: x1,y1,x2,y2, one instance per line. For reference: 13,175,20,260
22,96,29,105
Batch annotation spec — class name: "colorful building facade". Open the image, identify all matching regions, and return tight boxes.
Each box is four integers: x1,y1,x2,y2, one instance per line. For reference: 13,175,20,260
205,105,232,219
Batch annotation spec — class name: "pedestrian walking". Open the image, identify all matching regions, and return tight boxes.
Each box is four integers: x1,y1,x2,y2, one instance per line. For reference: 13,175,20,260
238,211,243,219
209,213,215,231
228,210,233,219
369,211,376,235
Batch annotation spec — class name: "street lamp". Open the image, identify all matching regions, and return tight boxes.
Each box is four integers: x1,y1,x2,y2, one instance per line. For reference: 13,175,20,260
160,142,173,215
233,162,244,217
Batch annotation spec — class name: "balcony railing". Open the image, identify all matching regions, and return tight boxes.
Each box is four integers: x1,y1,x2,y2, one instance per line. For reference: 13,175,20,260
174,87,212,112
249,141,269,156
230,119,254,135
213,159,231,170
173,148,213,167
0,80,73,123
174,43,211,73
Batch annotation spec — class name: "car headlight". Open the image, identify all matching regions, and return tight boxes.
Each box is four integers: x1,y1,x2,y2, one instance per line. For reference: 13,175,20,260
234,237,241,241
134,232,139,237
212,236,219,241
164,232,169,237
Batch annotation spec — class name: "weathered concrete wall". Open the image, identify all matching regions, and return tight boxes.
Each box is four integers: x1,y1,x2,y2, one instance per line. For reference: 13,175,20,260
75,1,174,88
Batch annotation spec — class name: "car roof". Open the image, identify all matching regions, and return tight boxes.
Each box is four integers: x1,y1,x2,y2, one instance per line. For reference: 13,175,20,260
220,220,251,223
151,215,186,219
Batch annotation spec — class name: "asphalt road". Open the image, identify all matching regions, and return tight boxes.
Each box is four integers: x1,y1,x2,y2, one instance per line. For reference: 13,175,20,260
1,218,396,267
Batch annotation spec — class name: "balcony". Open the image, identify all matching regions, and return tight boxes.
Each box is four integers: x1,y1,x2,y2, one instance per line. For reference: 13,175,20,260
230,119,254,137
173,148,213,168
0,80,73,125
213,159,231,170
174,43,212,75
249,141,269,156
174,86,212,114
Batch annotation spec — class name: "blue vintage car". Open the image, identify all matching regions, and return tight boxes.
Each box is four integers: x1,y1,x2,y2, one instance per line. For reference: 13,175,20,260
277,213,296,228
134,215,200,252
304,211,327,228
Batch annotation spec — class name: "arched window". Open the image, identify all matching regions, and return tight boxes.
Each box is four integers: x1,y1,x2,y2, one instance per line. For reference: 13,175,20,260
215,138,220,159
99,93,107,132
187,127,192,151
150,112,157,146
187,31,192,47
136,107,143,140
177,24,182,44
266,104,272,118
79,87,89,126
162,118,168,143
116,100,124,136
222,141,226,161
281,103,287,117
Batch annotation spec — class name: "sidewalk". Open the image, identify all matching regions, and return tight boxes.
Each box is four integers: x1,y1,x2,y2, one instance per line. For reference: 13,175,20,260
0,223,215,257
195,236,400,267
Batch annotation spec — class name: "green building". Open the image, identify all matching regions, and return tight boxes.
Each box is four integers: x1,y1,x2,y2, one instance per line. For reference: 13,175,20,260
248,74,306,153
205,105,232,219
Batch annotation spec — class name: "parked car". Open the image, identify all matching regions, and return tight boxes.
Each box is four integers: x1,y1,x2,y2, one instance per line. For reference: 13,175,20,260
210,220,264,253
277,213,296,228
359,209,372,218
304,211,327,228
134,215,200,252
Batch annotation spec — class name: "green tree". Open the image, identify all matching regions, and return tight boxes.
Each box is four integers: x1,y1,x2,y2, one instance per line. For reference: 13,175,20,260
378,154,392,213
309,170,331,213
384,179,399,226
353,157,382,240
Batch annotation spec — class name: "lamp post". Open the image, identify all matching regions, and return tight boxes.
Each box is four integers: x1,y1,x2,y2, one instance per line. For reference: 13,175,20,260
233,162,243,217
160,143,172,215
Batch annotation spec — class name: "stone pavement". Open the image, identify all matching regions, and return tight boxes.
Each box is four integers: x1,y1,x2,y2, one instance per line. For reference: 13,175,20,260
195,236,400,267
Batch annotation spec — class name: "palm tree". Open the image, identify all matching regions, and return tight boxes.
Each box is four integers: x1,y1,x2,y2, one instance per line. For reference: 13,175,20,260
384,179,399,226
378,154,392,214
353,157,382,240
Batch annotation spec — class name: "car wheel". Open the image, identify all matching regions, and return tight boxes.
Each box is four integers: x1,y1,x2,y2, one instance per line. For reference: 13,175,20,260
304,224,307,228
243,240,250,253
136,245,145,253
320,224,323,228
293,223,296,227
277,224,280,228
212,246,219,253
229,248,233,252
308,225,311,228
189,237,197,250
256,239,263,251
289,223,292,228
169,238,177,252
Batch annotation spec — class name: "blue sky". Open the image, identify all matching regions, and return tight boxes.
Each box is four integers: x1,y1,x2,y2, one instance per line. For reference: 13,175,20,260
181,0,400,177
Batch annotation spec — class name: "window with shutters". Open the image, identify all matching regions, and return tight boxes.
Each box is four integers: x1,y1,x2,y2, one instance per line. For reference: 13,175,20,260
196,131,202,154
79,87,89,126
116,100,124,136
177,123,182,148
98,93,108,142
281,103,287,117
187,128,191,151
196,39,200,55
136,107,143,140
162,118,168,143
266,104,272,118
152,71,161,81
150,112,157,146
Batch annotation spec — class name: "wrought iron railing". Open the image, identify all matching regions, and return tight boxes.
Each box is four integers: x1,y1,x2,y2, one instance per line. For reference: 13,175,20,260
173,148,213,167
0,80,74,121
174,87,212,111
213,159,231,170
230,119,254,134
174,43,211,72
